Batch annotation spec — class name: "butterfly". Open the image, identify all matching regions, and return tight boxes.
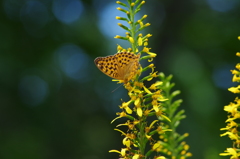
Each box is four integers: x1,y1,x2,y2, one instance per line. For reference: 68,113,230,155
94,52,141,84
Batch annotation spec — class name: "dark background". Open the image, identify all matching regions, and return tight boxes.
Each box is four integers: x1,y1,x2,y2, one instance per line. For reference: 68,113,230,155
0,0,239,158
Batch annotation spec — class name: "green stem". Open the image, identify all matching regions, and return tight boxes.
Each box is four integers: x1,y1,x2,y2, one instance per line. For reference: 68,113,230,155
139,117,146,157
164,82,178,157
127,1,147,157
128,3,137,53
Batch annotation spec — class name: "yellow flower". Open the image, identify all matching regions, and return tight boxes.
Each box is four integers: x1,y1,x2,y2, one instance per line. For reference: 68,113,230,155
116,7,125,11
111,111,127,123
117,44,123,51
129,36,134,43
235,97,240,104
234,112,240,119
142,14,147,19
186,152,192,157
236,63,240,70
155,156,166,159
133,154,140,159
145,23,151,27
180,150,186,155
149,120,158,130
117,120,136,131
134,97,141,106
138,37,143,46
219,148,240,158
147,71,158,81
114,35,121,39
146,33,152,38
123,137,131,148
134,81,144,88
228,86,240,93
138,20,144,27
143,85,152,94
121,100,133,114
152,141,161,151
109,149,121,154
137,107,143,117
220,131,238,140
152,99,159,112
114,128,127,136
232,74,240,82
143,46,149,52
120,148,127,156
224,102,238,115
149,81,163,90
144,108,153,116
144,41,148,46
231,70,239,75
152,90,167,102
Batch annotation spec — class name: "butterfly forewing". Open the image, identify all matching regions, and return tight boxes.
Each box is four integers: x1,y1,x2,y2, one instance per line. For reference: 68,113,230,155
94,55,119,79
94,52,140,83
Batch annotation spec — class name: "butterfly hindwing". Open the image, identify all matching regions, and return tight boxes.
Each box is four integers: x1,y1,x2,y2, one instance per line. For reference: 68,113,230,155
115,52,140,80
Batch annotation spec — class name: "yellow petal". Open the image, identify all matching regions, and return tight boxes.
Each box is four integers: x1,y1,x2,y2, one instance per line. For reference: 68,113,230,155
161,115,171,122
143,85,152,94
133,154,140,159
146,134,151,139
138,37,143,46
109,150,121,153
126,107,133,114
114,129,127,135
123,138,131,148
153,105,159,112
155,156,166,159
129,37,134,43
111,116,122,123
121,148,127,156
137,107,143,117
152,142,161,150
149,120,159,129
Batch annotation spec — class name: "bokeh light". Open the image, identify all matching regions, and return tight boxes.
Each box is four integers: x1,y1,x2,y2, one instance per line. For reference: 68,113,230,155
207,0,239,12
212,64,235,89
52,0,83,24
55,43,90,81
19,75,49,106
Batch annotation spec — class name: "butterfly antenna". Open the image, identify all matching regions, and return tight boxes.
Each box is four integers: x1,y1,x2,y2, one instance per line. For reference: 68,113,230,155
112,83,124,93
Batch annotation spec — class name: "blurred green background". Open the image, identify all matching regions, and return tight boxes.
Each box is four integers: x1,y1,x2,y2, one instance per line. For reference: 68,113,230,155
0,0,239,158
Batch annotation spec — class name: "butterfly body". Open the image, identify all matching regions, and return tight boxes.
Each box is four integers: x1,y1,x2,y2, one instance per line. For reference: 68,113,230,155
94,52,140,83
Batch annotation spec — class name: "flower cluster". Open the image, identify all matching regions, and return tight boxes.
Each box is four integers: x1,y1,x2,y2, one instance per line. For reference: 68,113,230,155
109,75,170,159
220,37,240,158
114,0,153,55
109,1,191,159
156,73,192,159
